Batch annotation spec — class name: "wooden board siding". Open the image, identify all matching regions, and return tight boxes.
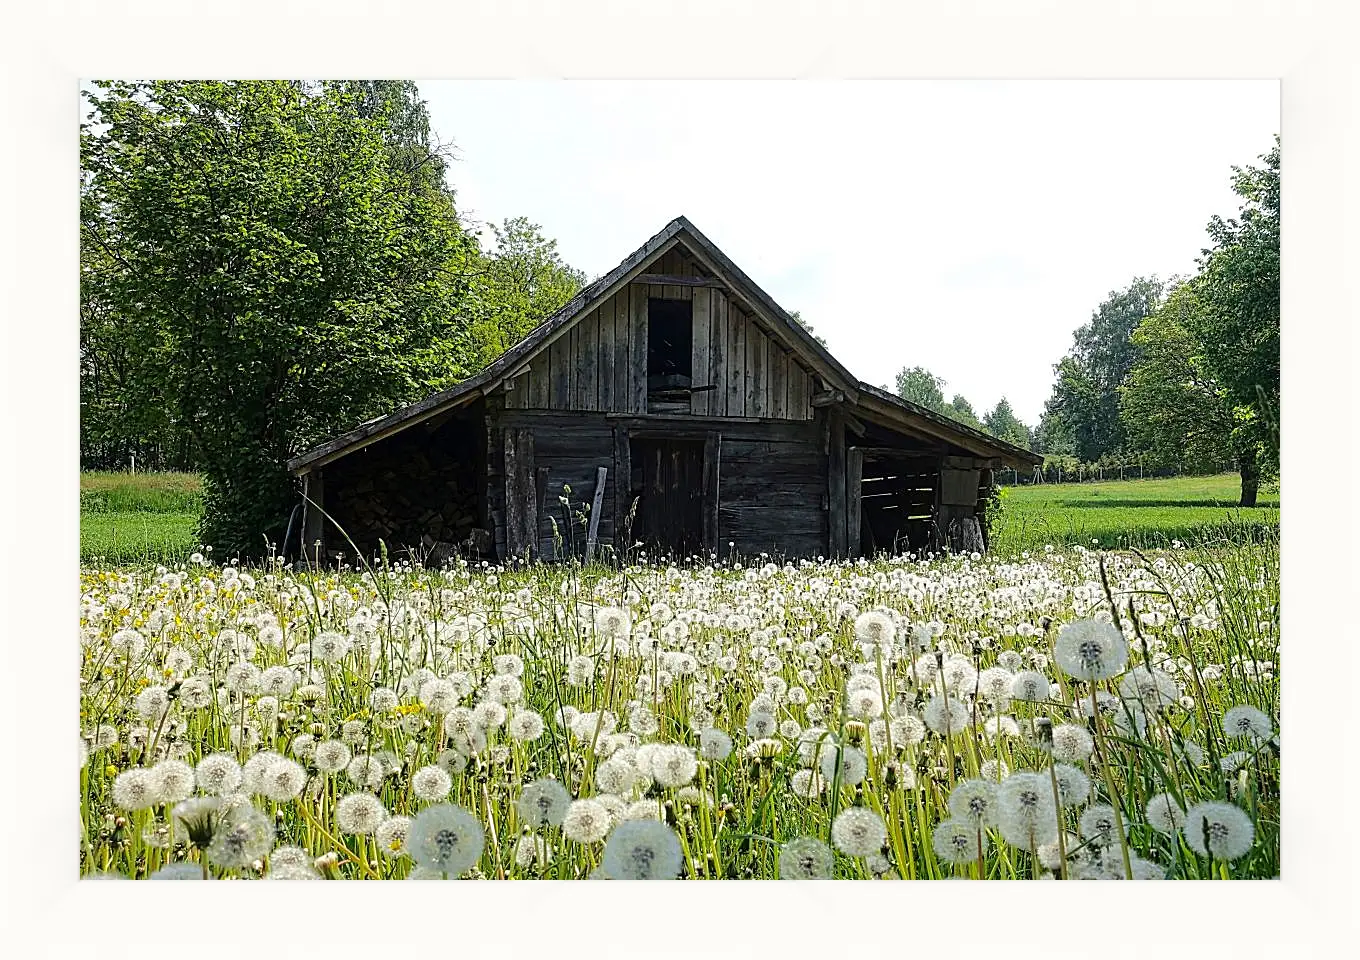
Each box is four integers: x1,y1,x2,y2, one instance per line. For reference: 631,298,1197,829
690,287,711,415
717,433,827,558
492,409,617,562
505,273,815,421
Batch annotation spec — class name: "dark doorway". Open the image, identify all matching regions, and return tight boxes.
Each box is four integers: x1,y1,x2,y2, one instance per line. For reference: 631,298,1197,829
630,437,705,558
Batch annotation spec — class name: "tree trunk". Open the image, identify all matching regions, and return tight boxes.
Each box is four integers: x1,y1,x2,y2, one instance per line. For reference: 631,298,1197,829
1237,449,1260,508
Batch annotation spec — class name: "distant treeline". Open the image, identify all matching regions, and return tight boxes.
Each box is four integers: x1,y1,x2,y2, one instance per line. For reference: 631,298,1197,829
893,137,1279,508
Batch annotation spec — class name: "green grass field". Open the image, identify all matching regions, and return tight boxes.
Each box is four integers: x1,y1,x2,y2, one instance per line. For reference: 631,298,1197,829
78,470,1280,563
991,472,1279,554
80,472,202,564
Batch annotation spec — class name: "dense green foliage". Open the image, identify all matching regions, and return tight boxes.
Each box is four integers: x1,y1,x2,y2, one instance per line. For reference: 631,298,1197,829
80,81,583,555
1040,277,1164,462
1034,139,1279,505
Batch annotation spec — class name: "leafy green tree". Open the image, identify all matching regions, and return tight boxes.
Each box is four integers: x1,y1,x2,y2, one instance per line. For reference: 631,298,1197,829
1121,282,1235,475
894,366,948,412
1186,138,1280,506
982,397,1031,448
463,217,586,370
1042,277,1164,461
942,394,984,432
81,81,480,554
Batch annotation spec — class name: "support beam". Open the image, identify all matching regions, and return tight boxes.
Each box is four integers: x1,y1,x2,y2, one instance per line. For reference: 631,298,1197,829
703,433,721,553
636,273,725,287
847,446,863,558
584,467,608,563
828,413,846,557
613,426,631,556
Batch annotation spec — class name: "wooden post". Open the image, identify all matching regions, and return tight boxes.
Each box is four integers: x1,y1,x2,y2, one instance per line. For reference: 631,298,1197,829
702,433,720,553
828,412,846,557
584,467,608,563
302,469,325,559
613,426,631,557
534,466,549,560
846,446,863,558
504,429,536,562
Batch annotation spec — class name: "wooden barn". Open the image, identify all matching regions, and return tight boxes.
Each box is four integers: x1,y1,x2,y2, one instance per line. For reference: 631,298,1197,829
287,217,1041,564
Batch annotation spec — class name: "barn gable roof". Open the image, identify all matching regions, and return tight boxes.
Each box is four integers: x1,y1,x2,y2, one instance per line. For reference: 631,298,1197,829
288,216,1041,474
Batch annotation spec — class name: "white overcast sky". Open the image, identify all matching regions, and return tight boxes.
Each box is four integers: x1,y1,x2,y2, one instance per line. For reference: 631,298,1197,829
420,79,1278,426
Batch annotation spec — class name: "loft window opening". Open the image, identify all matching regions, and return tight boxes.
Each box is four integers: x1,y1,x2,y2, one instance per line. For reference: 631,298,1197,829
647,298,692,380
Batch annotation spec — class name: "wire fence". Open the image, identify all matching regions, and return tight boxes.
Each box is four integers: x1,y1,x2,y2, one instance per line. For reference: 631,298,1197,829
996,460,1241,487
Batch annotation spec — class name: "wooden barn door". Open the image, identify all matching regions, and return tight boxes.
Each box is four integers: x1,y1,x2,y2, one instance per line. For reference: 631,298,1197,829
632,437,706,558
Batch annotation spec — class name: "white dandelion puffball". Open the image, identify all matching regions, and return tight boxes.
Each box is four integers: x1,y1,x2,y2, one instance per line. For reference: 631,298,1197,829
1048,724,1095,764
890,715,926,746
602,820,684,880
651,744,699,789
311,630,352,663
335,792,387,836
468,696,504,727
1118,666,1180,711
375,816,412,858
346,755,386,791
196,753,243,795
595,756,638,795
699,727,734,761
150,759,196,804
1222,705,1274,743
1145,793,1185,836
1078,804,1125,848
508,710,545,742
257,757,307,802
995,772,1059,850
831,807,887,858
853,610,896,647
847,687,884,720
562,798,611,844
207,804,275,869
314,740,351,774
594,605,631,640
923,694,970,737
411,765,453,803
1011,670,1051,703
947,779,997,827
1051,764,1091,807
933,819,986,865
779,837,835,879
419,678,460,715
819,744,868,787
1182,802,1255,861
790,768,826,799
745,711,778,739
112,768,157,810
515,834,554,869
133,685,171,720
517,778,572,830
407,804,485,877
370,687,399,713
1053,618,1128,681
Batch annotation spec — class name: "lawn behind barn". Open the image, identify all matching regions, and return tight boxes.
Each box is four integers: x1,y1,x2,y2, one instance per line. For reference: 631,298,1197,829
991,473,1279,554
78,470,1280,564
80,472,202,565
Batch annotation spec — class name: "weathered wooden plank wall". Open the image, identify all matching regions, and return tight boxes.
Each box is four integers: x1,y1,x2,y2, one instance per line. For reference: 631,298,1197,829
717,428,827,558
503,244,817,421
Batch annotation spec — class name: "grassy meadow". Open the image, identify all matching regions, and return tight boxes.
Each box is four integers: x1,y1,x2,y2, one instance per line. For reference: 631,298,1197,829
80,472,202,565
991,474,1279,554
77,470,1279,881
